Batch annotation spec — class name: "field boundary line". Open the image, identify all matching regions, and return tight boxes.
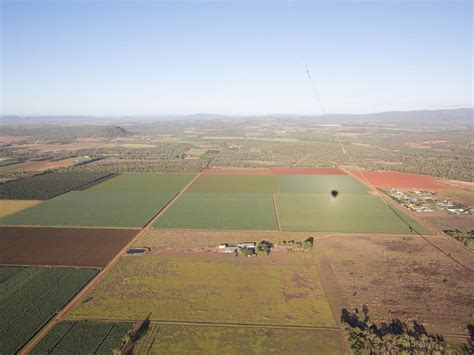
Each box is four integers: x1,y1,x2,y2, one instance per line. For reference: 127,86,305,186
272,193,282,231
19,173,202,354
65,317,342,331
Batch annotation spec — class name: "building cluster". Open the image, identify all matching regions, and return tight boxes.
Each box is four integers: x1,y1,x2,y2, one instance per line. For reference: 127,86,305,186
218,242,256,254
386,188,471,215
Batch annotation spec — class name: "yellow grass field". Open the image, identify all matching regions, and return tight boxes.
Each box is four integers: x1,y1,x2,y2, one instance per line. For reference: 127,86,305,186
0,200,42,217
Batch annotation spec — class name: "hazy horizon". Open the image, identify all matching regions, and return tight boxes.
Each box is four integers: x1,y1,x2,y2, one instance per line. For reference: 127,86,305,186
1,1,472,116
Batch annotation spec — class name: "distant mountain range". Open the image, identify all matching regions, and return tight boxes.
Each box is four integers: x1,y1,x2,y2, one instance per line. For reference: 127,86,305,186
1,108,472,125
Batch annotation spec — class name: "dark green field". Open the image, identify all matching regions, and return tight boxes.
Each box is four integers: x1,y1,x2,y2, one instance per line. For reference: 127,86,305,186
276,193,433,234
31,320,133,355
0,190,175,228
278,175,368,194
154,192,278,230
188,174,277,193
0,172,112,200
0,266,98,355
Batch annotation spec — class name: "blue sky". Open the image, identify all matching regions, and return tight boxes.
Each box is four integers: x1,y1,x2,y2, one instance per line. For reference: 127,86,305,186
1,0,472,116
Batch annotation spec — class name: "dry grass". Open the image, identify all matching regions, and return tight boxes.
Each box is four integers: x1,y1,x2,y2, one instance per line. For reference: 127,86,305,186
0,200,42,217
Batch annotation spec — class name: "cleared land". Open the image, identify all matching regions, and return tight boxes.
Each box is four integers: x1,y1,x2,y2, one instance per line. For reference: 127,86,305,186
0,200,42,217
131,324,345,355
0,266,98,354
136,229,314,250
278,175,368,194
0,227,138,267
88,173,195,192
0,172,112,200
352,170,448,189
68,253,335,327
187,174,278,193
154,192,278,230
31,320,133,355
201,167,346,175
314,235,474,335
0,190,175,228
276,194,433,234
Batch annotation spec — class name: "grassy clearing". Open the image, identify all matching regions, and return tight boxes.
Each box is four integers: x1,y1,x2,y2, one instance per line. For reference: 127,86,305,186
132,324,345,354
68,253,335,327
0,266,98,354
31,320,133,355
88,173,195,193
0,200,42,217
154,192,278,230
276,193,433,234
278,175,368,194
188,174,277,193
0,191,175,228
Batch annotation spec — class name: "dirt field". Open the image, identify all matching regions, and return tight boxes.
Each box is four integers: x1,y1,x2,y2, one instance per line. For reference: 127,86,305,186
135,229,316,250
352,170,448,189
0,200,42,217
314,234,474,335
0,158,78,172
0,227,138,267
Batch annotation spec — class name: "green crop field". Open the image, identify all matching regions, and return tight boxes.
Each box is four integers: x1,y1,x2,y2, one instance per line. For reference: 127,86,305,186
68,254,335,327
0,172,112,200
154,192,278,230
188,174,278,193
31,320,133,355
0,190,175,228
0,266,98,354
278,175,368,194
88,173,195,192
132,324,346,354
276,193,434,234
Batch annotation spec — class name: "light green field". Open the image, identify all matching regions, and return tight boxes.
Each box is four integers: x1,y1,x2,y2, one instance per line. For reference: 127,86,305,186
68,254,335,327
278,175,368,194
154,192,278,230
132,324,345,355
188,174,277,193
88,173,195,192
276,193,433,234
0,190,175,228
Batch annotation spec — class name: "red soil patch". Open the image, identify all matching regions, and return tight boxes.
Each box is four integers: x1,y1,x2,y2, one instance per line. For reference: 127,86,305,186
202,167,346,175
270,168,346,175
352,170,447,189
0,226,138,267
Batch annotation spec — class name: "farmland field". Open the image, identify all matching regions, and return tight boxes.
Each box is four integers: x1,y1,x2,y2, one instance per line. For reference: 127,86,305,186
0,190,175,227
68,253,335,327
187,174,277,193
278,175,368,194
154,192,278,230
31,320,133,355
0,266,98,354
0,200,42,217
131,324,346,354
0,172,112,200
88,173,195,192
351,170,448,189
0,227,138,267
313,234,474,335
276,193,433,234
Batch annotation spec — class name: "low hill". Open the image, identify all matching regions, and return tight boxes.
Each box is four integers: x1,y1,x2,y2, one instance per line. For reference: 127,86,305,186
95,125,133,138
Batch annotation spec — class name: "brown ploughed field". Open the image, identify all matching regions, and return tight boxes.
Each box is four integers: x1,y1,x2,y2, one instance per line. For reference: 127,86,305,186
314,234,474,335
0,226,138,267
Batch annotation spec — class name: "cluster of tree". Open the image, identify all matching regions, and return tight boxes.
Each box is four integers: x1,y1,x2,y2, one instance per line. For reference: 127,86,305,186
279,237,314,251
341,306,455,354
444,230,474,251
